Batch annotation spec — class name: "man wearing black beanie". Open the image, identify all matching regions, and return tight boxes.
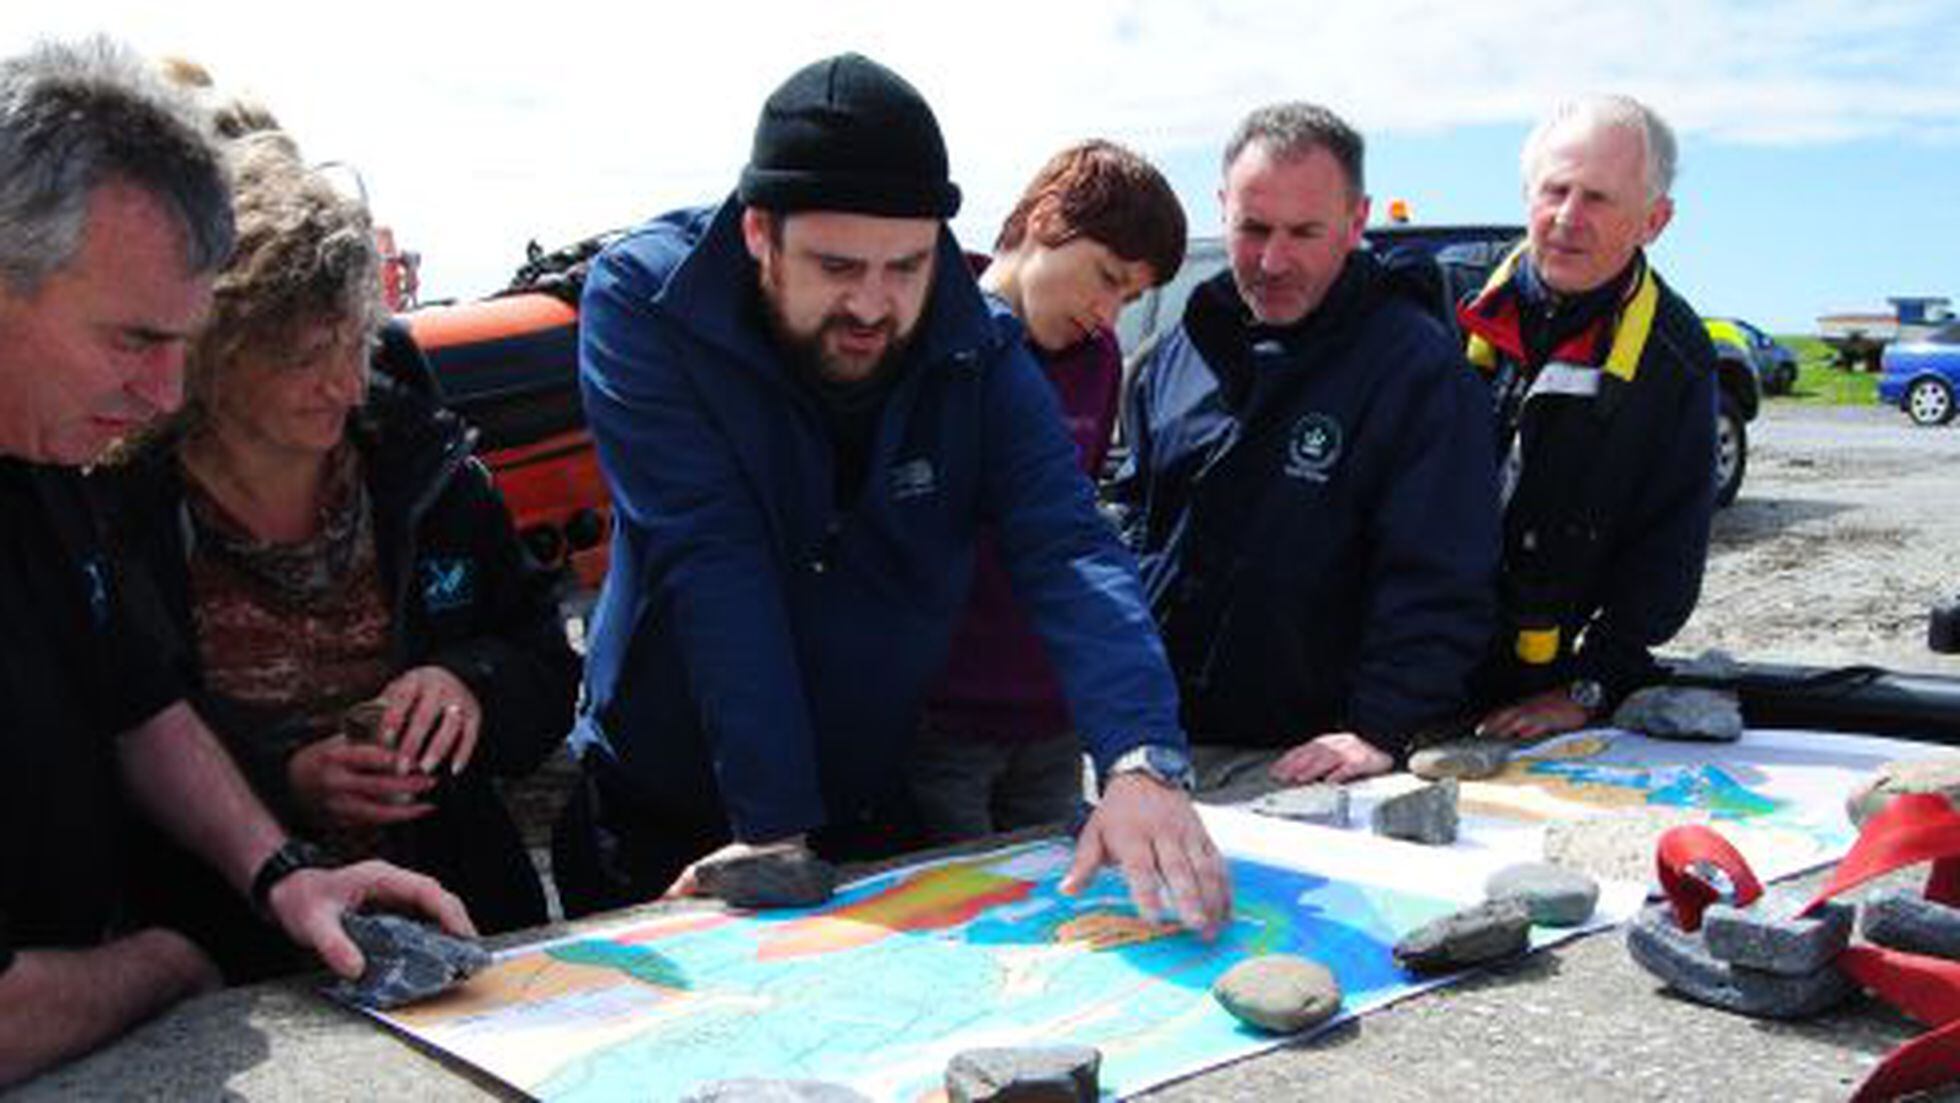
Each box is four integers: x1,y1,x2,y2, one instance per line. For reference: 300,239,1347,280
557,53,1229,937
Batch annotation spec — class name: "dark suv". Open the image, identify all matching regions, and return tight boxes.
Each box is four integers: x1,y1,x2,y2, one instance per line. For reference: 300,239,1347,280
1116,227,1758,507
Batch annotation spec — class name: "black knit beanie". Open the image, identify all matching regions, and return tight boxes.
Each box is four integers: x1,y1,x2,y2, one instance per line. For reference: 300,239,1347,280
738,53,962,220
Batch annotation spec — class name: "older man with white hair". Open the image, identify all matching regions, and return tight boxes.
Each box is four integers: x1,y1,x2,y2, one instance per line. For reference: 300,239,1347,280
1464,94,1719,741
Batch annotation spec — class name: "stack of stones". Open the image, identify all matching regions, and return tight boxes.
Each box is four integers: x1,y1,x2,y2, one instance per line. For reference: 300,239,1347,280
1626,886,1855,1018
1625,767,1960,1019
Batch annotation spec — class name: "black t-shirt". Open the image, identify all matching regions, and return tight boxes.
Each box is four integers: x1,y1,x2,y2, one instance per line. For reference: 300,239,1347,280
0,459,183,975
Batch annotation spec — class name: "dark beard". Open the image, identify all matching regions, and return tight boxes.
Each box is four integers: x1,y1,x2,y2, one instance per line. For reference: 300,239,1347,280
760,298,915,394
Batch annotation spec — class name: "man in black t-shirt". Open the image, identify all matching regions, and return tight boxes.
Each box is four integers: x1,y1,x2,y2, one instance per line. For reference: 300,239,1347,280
0,39,474,1087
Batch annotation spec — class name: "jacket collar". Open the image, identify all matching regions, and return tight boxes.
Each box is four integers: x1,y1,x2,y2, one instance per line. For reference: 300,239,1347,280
652,196,1005,379
1182,249,1381,408
1462,244,1659,383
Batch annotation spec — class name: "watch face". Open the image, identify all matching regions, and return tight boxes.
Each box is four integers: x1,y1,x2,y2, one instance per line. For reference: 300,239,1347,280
1570,680,1605,711
1144,745,1196,787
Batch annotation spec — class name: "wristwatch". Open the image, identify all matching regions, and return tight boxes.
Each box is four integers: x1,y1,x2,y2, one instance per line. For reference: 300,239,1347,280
249,839,329,916
1103,744,1197,794
1567,679,1607,716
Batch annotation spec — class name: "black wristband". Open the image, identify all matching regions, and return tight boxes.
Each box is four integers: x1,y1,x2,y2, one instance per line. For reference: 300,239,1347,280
249,839,328,916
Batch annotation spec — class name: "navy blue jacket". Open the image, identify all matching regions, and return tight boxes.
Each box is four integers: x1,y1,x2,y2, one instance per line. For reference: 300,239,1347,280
1111,253,1500,752
574,200,1183,841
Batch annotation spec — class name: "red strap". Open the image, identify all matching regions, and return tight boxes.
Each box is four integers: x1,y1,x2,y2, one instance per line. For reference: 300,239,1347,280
1848,1023,1960,1103
1817,796,1960,1102
1839,946,1960,1027
1655,824,1764,931
1807,793,1960,913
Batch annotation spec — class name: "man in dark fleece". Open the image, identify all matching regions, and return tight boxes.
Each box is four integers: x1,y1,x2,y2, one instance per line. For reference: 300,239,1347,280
1112,101,1500,788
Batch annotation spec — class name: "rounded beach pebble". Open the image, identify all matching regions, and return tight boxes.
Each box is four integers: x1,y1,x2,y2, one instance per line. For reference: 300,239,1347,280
1212,954,1343,1034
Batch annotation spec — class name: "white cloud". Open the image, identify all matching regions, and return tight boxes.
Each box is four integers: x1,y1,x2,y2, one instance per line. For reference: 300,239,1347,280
4,0,1954,300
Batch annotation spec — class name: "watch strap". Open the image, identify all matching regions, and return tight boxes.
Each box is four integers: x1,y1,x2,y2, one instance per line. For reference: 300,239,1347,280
249,839,328,916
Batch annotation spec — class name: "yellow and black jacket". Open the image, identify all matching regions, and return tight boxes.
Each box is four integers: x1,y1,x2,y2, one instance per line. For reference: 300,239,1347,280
1459,247,1718,707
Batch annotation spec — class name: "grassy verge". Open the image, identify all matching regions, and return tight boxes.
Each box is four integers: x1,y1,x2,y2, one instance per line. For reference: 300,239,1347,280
1776,335,1879,407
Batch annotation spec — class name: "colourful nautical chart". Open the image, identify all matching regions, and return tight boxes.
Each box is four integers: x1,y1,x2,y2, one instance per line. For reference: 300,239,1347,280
378,820,1622,1101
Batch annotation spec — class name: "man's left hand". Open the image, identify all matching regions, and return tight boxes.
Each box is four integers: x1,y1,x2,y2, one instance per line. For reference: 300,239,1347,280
1060,775,1231,939
267,860,477,979
1478,688,1591,742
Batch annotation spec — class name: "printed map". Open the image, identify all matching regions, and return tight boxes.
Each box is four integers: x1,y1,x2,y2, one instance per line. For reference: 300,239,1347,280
384,828,1559,1101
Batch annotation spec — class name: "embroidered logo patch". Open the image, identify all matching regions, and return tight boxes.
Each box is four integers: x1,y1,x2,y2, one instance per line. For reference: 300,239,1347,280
889,458,937,502
1284,412,1344,483
419,557,476,613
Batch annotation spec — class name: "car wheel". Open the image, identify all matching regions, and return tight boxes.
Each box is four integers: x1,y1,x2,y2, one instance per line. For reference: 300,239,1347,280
1906,378,1957,427
1715,392,1747,508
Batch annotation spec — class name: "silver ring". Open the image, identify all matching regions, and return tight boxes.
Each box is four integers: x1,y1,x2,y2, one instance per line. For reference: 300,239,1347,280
444,704,462,716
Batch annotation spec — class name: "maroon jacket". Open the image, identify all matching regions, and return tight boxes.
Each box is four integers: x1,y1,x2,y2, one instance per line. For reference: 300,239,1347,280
923,275,1122,742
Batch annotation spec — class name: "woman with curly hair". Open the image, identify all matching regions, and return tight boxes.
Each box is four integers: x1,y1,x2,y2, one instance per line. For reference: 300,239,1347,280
103,135,576,978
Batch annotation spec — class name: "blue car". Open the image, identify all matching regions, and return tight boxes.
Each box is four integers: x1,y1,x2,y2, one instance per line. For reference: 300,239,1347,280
1879,323,1960,426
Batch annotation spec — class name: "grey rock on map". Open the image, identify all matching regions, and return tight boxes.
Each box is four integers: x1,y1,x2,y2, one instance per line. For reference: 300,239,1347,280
1625,904,1852,1019
324,912,490,1010
680,1080,871,1102
1860,889,1960,959
1248,784,1350,828
1212,954,1343,1034
1392,898,1531,973
1611,686,1744,742
1846,757,1960,827
697,848,839,909
1702,893,1852,976
1372,778,1459,845
946,1045,1101,1102
1409,740,1511,781
1484,862,1600,926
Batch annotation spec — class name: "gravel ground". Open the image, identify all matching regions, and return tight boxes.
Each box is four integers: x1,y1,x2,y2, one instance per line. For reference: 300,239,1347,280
1675,402,1960,675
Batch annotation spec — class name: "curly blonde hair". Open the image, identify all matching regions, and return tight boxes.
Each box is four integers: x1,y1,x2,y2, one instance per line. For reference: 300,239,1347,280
182,133,381,424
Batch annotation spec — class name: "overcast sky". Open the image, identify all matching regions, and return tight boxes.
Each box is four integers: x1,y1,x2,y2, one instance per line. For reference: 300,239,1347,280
5,0,1956,330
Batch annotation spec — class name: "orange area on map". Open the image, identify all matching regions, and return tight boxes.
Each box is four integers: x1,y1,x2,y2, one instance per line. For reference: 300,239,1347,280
758,862,1035,961
1054,912,1177,951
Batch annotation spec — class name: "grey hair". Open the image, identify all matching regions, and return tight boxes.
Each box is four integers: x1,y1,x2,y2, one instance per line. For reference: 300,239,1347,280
1522,93,1677,201
0,36,233,294
1222,101,1366,200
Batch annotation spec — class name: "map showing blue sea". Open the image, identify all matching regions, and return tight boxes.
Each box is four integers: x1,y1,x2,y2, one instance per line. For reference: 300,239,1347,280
407,840,1462,1102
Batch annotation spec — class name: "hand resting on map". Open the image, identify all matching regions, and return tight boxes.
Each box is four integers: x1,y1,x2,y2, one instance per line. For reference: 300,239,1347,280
1269,732,1394,784
1478,688,1592,742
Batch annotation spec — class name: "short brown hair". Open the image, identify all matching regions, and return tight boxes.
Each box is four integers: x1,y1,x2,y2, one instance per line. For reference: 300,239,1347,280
993,140,1185,286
